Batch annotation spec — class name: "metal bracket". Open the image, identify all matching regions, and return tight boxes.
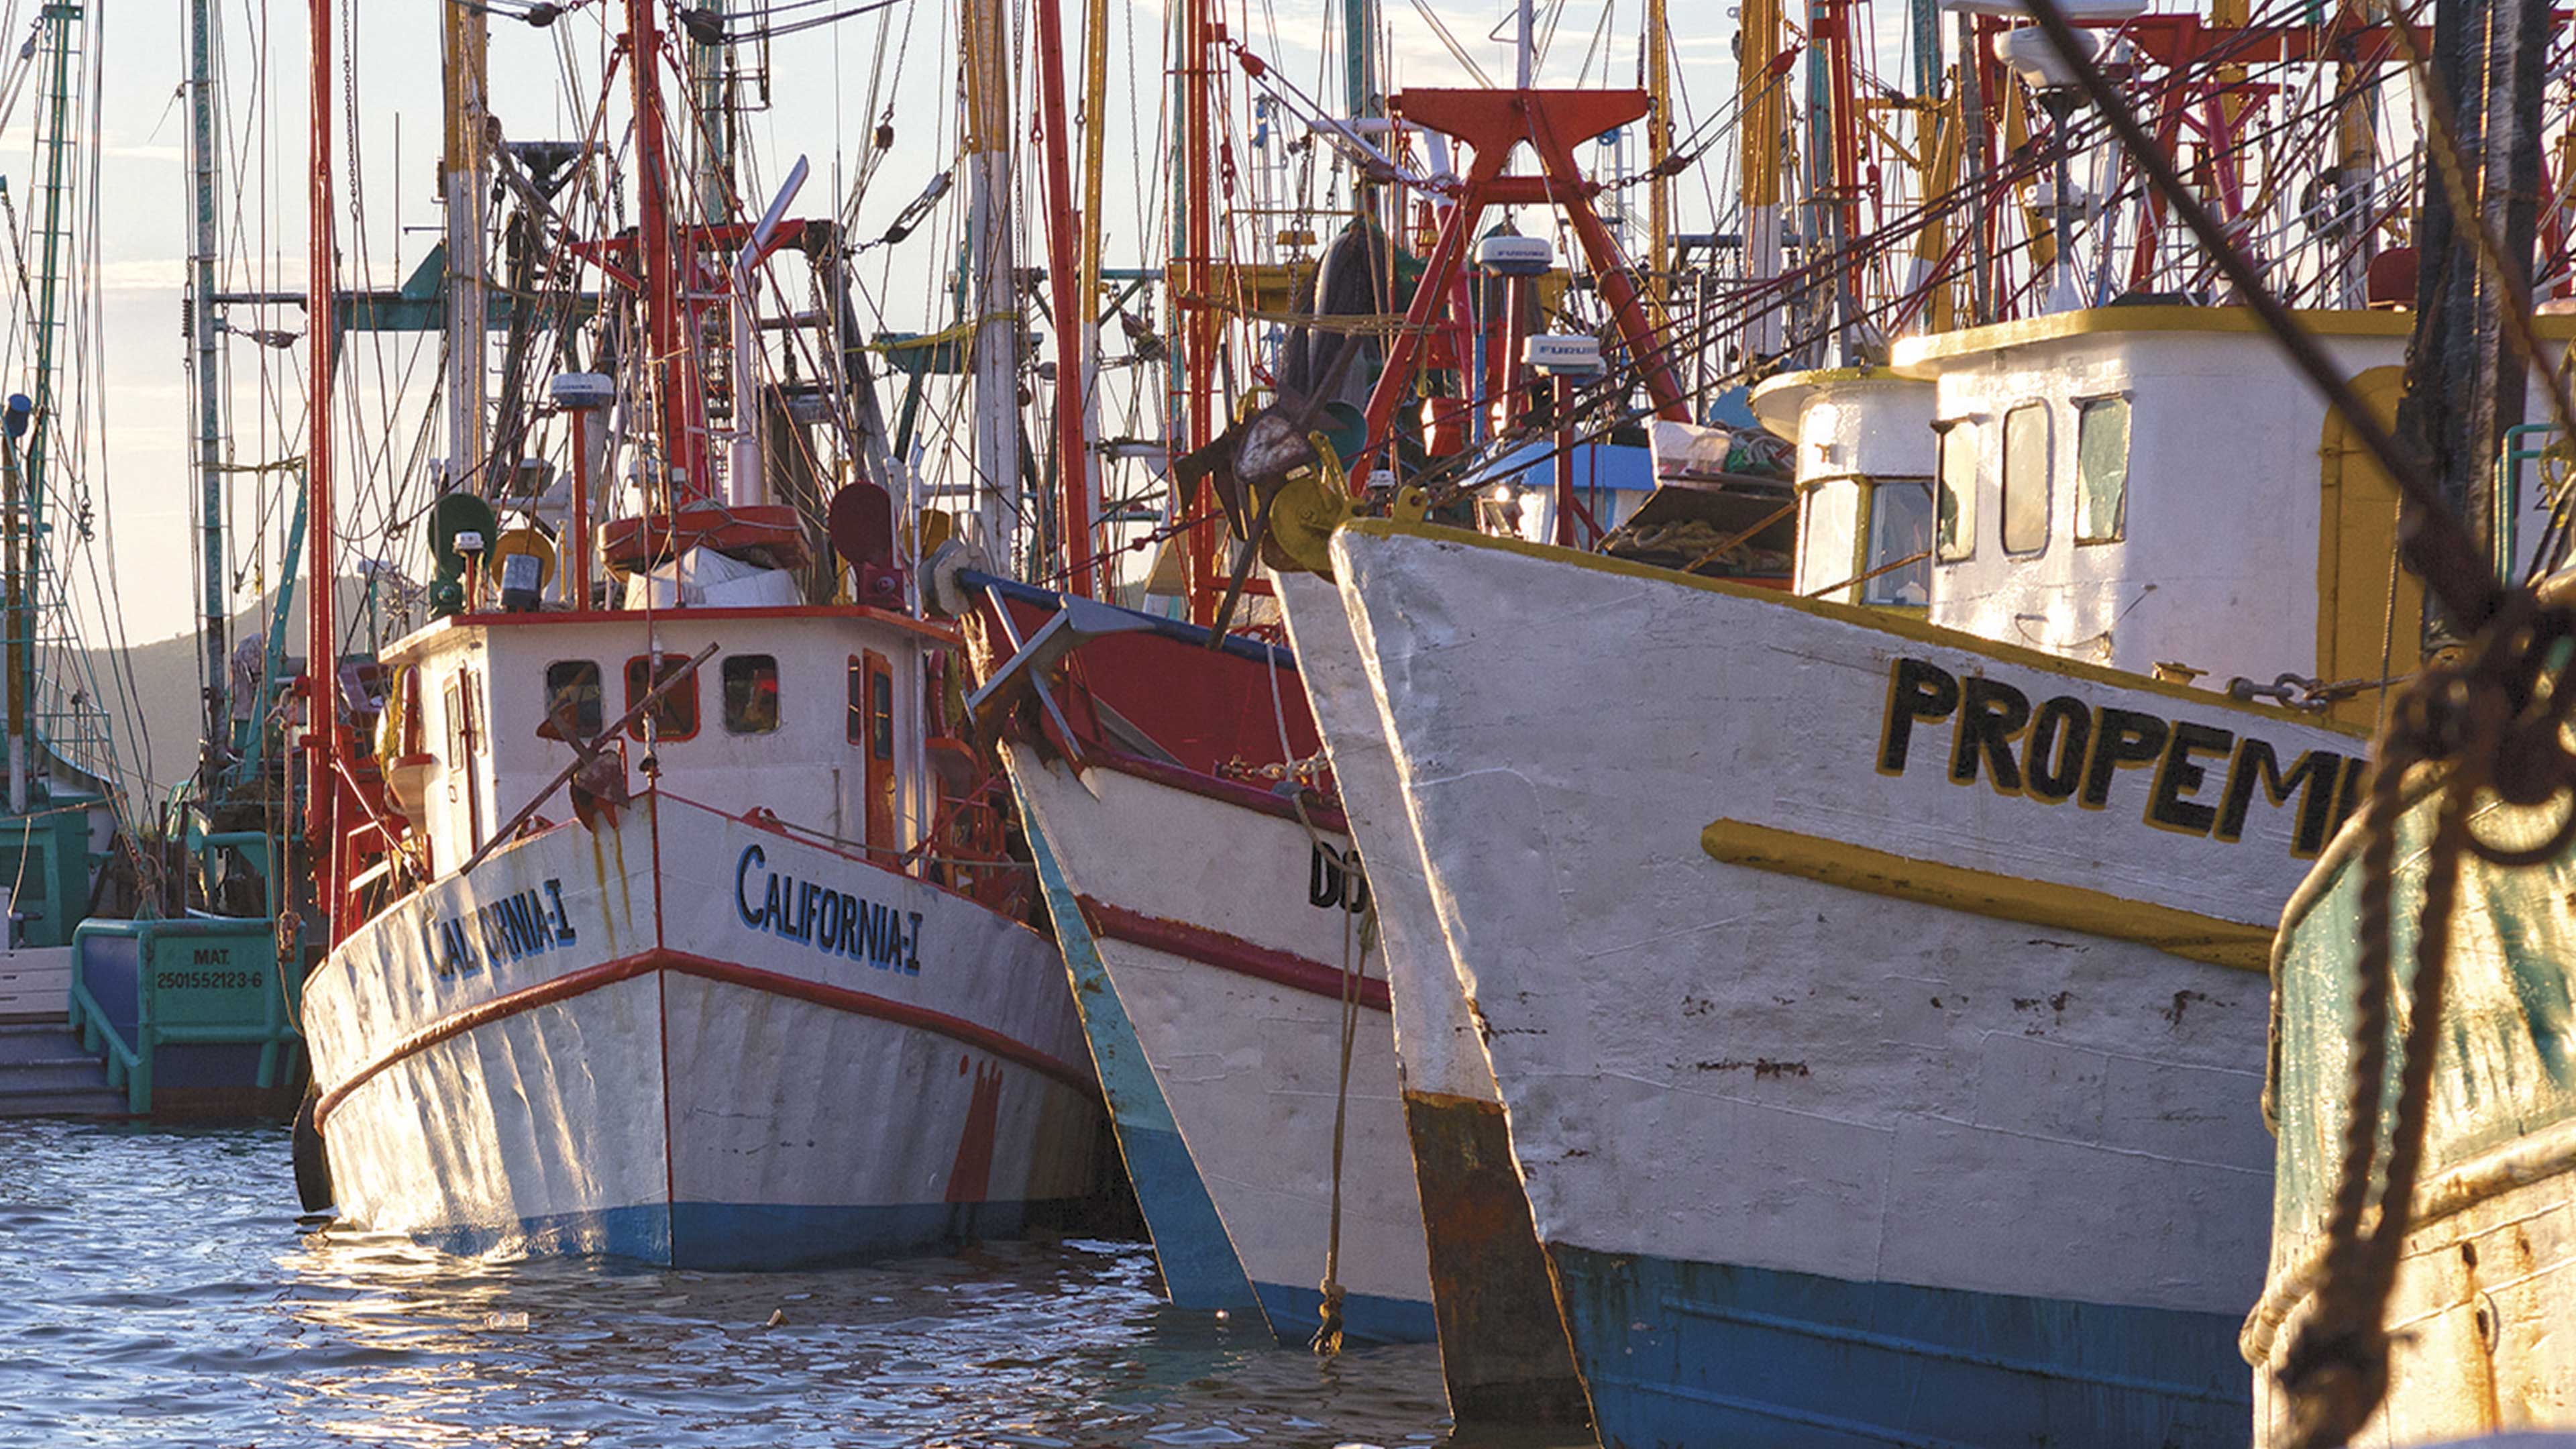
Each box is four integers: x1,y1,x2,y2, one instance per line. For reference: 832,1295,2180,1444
965,587,1158,774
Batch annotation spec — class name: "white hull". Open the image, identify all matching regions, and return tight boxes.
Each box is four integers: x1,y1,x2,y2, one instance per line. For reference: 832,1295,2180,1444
302,793,1100,1267
1327,521,2365,1444
1274,570,1589,1417
1003,745,1438,1342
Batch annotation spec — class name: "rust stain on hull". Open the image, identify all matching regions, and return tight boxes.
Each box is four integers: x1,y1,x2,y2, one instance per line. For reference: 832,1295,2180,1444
1404,1089,1593,1428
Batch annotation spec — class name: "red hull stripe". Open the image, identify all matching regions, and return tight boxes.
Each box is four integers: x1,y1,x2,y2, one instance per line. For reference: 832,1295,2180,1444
1089,750,1353,835
1076,897,1392,1012
315,947,1098,1127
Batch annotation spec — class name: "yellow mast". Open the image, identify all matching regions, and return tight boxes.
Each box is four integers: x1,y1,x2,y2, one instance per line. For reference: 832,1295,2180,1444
441,0,489,488
1646,0,1671,303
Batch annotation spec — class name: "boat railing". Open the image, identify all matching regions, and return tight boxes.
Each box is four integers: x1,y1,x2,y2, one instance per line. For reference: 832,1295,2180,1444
29,669,119,788
924,773,1034,920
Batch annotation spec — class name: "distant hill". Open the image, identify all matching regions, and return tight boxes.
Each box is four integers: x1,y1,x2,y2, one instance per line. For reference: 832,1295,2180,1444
75,578,396,800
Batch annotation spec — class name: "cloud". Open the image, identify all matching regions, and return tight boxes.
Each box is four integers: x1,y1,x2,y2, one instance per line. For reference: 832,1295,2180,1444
97,259,188,294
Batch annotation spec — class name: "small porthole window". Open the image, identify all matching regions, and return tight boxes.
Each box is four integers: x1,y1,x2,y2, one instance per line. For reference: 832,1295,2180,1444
2076,396,2131,545
722,654,780,735
2002,402,2051,555
624,653,700,741
1935,421,1978,561
543,660,602,738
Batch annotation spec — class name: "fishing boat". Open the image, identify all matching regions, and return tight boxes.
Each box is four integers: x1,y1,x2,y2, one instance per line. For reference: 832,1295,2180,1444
967,571,1439,1342
1314,287,2467,1442
961,17,1683,1413
2240,0,2576,1434
2247,706,2576,1445
290,0,1101,1267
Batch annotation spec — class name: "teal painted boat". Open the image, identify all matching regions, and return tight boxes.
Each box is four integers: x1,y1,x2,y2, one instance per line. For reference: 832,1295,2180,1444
2251,773,2576,1443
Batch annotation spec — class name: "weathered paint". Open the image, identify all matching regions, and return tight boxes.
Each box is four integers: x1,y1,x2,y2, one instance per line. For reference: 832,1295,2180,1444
1276,569,1592,1425
1548,1242,2249,1448
1021,802,1259,1311
2254,780,2576,1444
1329,521,2355,1445
302,793,1100,1268
1005,745,1438,1344
1405,1092,1595,1424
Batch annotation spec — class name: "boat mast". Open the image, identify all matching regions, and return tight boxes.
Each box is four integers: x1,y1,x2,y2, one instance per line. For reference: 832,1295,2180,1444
1076,0,1112,590
1737,0,1784,359
188,0,226,748
625,0,706,503
1955,9,1991,324
1644,0,1670,301
15,2,79,815
1035,0,1094,594
690,1,737,213
306,0,343,935
1342,0,1377,119
443,0,489,493
1179,0,1214,621
1342,0,1382,251
961,0,1022,564
2399,0,2553,592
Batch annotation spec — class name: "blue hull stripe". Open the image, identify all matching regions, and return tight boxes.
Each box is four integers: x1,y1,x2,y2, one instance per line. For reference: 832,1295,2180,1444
1250,1279,1440,1346
412,1199,1042,1271
1020,805,1260,1312
1549,1246,2251,1448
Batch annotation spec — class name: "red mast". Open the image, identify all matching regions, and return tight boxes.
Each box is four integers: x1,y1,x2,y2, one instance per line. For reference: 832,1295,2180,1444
625,0,706,502
1035,0,1095,595
1181,0,1218,624
306,0,345,941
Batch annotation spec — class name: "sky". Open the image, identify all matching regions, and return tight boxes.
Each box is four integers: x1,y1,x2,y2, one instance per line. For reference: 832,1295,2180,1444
47,0,1764,657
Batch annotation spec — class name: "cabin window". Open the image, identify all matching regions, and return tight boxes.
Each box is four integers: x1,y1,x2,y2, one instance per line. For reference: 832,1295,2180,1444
2001,402,2051,555
722,655,781,735
870,668,896,760
624,653,700,741
543,661,602,738
1796,478,1860,596
2076,396,2131,544
444,678,468,761
1862,480,1935,606
848,656,895,757
1935,421,1977,561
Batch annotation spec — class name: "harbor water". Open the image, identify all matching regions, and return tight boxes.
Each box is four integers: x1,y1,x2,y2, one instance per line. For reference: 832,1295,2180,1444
0,1118,1529,1448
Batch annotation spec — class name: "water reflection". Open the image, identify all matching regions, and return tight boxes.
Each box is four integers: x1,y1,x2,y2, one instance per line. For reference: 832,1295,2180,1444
0,1120,1578,1448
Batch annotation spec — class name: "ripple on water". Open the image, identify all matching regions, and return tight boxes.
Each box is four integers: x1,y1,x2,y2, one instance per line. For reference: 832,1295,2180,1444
0,1118,1570,1448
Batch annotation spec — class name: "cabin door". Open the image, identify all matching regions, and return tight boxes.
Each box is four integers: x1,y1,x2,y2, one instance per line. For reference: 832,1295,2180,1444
444,668,486,855
2316,366,2422,731
859,650,898,855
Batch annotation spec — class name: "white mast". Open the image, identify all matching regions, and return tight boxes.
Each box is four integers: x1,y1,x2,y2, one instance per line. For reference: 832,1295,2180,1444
962,0,1022,561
